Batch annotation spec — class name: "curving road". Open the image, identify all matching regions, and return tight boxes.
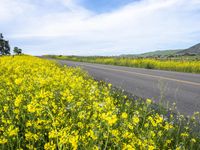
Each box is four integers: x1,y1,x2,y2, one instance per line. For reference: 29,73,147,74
57,59,200,116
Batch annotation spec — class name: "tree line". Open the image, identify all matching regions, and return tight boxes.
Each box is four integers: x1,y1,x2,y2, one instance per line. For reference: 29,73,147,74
0,33,22,55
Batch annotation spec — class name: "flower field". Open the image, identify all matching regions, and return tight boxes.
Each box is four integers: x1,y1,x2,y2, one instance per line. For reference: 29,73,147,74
0,56,199,150
51,56,200,73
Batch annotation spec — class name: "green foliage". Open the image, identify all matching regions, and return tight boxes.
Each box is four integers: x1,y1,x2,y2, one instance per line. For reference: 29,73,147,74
0,33,10,55
13,47,22,55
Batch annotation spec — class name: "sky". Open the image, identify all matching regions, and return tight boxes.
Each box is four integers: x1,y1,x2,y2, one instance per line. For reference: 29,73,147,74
0,0,200,56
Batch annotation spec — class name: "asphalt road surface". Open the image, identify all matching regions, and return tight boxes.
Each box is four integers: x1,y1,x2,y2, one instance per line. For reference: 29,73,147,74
57,59,200,116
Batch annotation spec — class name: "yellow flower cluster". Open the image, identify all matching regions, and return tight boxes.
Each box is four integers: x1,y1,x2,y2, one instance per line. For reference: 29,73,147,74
0,56,199,149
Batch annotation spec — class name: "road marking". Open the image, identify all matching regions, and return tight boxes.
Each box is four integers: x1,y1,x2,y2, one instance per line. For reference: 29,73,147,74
75,63,200,87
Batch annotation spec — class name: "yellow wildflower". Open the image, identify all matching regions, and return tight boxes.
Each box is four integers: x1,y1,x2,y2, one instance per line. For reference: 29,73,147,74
15,95,22,107
191,138,196,143
181,132,189,138
44,141,56,150
121,112,128,119
0,138,8,144
146,99,152,104
15,78,23,85
132,116,140,125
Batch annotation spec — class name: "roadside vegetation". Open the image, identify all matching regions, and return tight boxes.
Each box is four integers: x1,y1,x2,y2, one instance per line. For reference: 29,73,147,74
0,55,199,149
47,55,200,73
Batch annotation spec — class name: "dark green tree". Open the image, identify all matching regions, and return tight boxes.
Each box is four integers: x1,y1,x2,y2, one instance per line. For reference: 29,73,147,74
13,47,22,55
0,33,10,55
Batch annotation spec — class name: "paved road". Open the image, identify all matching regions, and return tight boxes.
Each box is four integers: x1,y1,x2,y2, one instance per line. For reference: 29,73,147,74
57,60,200,116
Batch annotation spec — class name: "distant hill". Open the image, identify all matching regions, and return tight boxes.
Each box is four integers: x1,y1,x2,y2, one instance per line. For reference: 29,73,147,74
138,50,181,57
177,43,200,55
121,50,182,57
121,43,200,57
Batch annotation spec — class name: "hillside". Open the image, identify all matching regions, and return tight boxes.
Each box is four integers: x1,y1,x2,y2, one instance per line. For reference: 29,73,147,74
139,50,181,57
121,49,181,57
122,43,200,57
177,43,200,55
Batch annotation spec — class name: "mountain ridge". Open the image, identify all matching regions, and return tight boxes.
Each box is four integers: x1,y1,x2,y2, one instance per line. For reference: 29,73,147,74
122,43,200,57
177,43,200,55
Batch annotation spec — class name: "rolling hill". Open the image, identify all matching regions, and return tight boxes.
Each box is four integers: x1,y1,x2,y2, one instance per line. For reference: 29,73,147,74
121,49,182,57
177,43,200,55
122,43,200,57
138,50,181,57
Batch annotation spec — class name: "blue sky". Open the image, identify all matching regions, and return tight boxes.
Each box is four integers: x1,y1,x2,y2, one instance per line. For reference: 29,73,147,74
0,0,200,56
79,0,139,13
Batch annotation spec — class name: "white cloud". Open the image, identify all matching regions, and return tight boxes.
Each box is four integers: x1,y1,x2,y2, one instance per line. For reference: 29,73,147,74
1,0,200,55
0,0,34,21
